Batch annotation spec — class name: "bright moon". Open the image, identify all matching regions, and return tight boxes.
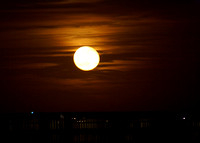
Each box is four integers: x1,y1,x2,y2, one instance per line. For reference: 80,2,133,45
73,46,100,71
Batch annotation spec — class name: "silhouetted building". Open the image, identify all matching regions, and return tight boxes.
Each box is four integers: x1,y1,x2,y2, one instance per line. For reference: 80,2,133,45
1,112,200,131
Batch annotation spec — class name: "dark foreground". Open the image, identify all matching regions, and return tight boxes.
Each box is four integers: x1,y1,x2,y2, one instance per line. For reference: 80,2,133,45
0,112,200,143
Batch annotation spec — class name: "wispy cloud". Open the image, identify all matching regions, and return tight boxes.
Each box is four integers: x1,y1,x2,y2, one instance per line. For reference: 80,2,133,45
98,60,149,71
17,63,59,69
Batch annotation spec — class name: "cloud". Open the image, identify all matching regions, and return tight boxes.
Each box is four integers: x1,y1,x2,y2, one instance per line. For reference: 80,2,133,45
98,60,148,71
2,63,59,70
19,63,59,69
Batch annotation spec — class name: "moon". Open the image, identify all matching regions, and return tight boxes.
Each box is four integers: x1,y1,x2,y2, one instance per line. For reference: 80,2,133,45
73,46,100,71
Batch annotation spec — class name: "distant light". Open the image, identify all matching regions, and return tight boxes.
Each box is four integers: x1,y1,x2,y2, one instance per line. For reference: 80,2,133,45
60,114,64,119
183,117,186,120
31,112,34,115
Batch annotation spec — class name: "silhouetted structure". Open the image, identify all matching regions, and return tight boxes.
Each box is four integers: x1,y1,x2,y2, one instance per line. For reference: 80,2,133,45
1,112,200,143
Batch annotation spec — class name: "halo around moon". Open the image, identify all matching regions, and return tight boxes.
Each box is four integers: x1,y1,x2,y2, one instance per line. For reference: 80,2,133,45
73,46,100,71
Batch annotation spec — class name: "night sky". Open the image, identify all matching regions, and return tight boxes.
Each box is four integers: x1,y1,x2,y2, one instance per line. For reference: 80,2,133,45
0,0,199,112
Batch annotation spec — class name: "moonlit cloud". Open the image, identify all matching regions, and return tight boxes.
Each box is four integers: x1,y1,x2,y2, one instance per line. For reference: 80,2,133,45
98,60,149,71
16,63,59,69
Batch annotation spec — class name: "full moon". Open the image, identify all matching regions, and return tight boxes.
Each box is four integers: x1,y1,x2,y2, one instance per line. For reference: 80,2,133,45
73,46,100,71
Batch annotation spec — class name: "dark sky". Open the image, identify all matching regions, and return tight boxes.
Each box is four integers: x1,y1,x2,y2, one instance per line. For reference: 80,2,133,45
0,0,200,112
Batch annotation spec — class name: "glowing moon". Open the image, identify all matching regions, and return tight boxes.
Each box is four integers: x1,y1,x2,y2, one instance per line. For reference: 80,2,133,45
73,46,100,71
